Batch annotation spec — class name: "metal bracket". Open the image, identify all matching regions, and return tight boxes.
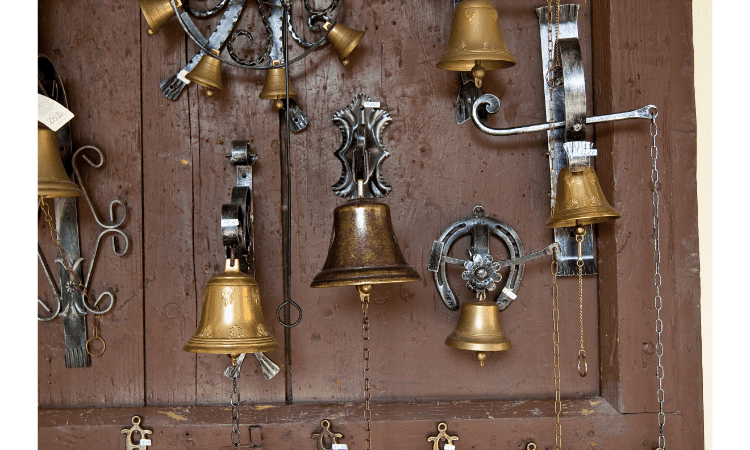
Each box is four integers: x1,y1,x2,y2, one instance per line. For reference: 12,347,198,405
223,140,258,276
120,416,153,450
331,93,393,199
428,206,558,311
37,56,130,367
467,4,656,276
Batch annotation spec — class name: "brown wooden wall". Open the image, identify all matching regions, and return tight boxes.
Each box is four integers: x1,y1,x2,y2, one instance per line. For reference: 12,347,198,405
38,0,703,448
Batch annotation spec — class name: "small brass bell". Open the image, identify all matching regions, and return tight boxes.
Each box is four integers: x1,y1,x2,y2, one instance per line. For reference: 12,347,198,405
139,0,182,36
323,22,365,66
38,124,82,199
186,49,223,96
260,62,299,110
546,166,620,228
184,259,280,355
445,299,511,366
311,199,420,288
436,0,516,88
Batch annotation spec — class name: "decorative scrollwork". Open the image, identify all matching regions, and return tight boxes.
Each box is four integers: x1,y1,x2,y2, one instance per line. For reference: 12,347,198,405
227,0,274,65
184,0,230,17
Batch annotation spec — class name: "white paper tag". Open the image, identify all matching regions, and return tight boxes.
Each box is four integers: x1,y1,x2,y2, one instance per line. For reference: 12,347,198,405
502,287,517,300
139,438,152,446
362,101,380,108
177,69,191,84
332,445,348,450
445,445,456,450
38,94,74,131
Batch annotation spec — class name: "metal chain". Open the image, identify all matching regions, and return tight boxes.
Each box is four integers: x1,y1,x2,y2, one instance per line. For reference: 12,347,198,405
230,374,241,449
551,250,562,450
359,285,372,450
649,109,665,450
576,234,587,377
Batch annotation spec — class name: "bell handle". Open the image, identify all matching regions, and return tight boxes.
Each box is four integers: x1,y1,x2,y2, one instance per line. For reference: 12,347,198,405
471,94,657,137
441,242,560,269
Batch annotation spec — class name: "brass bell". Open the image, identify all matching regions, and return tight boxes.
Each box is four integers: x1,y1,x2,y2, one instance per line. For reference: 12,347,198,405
323,22,365,66
445,299,511,366
186,49,223,96
139,0,182,36
436,0,516,88
184,259,280,355
311,199,421,288
259,62,299,110
546,166,621,228
38,124,82,199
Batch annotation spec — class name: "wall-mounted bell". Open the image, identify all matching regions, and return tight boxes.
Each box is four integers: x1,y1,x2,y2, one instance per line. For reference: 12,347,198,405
546,166,620,228
186,49,223,96
38,125,82,199
311,199,420,288
139,0,182,36
323,22,365,66
445,299,511,366
437,0,516,88
260,63,299,110
184,259,279,356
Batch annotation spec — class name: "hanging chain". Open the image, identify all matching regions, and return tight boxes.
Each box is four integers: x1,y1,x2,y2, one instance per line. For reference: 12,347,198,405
551,250,562,450
359,284,373,450
546,0,561,212
230,373,241,449
649,109,665,450
576,231,587,377
39,197,107,356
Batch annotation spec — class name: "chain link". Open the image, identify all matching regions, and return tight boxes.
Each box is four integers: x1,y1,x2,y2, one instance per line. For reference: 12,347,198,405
230,374,241,449
359,285,372,450
576,233,587,377
649,110,665,450
551,250,562,450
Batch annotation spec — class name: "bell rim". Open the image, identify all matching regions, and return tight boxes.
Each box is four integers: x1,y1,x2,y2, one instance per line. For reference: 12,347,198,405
436,55,516,72
38,181,83,199
545,205,621,228
445,336,512,352
183,336,280,354
310,267,421,288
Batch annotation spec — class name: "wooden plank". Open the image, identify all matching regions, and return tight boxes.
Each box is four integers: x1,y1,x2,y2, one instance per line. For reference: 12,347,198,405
38,398,683,449
37,0,144,408
140,14,197,405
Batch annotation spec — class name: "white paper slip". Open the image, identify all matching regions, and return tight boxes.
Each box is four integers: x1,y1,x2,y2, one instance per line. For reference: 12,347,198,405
140,439,152,446
332,445,348,450
38,94,74,131
445,445,456,450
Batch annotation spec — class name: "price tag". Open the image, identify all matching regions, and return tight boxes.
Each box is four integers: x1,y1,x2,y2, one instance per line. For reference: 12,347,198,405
38,94,74,131
501,287,517,300
140,439,152,446
332,445,348,450
362,101,380,108
445,445,456,450
177,69,191,84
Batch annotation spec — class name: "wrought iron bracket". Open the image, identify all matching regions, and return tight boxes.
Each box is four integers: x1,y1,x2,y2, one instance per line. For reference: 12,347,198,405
466,4,656,276
37,55,130,368
223,140,258,276
427,206,558,311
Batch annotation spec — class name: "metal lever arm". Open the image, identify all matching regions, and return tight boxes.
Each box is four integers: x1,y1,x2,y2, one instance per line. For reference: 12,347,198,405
440,242,560,269
471,94,656,137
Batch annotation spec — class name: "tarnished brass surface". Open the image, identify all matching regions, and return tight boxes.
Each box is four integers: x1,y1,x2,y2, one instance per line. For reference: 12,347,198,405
324,22,365,66
185,49,223,91
437,0,516,74
546,166,620,228
184,259,279,354
445,300,511,358
38,125,82,199
259,66,299,100
139,0,182,36
311,199,421,288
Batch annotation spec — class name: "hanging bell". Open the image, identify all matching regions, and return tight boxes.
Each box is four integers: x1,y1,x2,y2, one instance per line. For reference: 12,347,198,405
139,0,182,36
445,300,511,366
186,49,223,96
184,259,280,355
259,63,299,110
311,199,421,288
38,124,82,199
323,22,365,67
546,166,621,228
436,0,516,88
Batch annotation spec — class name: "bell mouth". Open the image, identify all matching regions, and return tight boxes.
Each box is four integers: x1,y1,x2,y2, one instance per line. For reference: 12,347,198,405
183,336,280,355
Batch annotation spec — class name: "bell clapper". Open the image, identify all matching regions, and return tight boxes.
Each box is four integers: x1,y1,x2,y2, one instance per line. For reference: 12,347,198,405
471,60,486,88
476,351,487,367
206,89,214,98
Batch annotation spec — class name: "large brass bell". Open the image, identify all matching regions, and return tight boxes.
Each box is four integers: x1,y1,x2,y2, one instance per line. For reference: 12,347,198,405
38,124,82,199
259,63,299,110
311,199,420,288
323,22,365,66
186,49,223,96
436,0,516,88
445,299,511,366
546,166,620,228
139,0,182,36
184,259,280,355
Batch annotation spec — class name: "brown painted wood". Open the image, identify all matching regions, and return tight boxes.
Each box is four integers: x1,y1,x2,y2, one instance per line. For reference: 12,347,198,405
38,0,144,408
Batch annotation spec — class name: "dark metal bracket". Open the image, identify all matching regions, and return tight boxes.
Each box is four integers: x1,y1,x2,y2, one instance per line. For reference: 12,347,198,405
223,140,258,276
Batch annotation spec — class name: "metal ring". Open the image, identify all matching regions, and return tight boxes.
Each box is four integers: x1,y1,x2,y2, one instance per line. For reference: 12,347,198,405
276,299,302,327
86,336,106,357
577,351,587,377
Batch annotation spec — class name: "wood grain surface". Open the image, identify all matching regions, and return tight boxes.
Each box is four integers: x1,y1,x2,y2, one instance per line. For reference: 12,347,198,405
38,0,703,447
